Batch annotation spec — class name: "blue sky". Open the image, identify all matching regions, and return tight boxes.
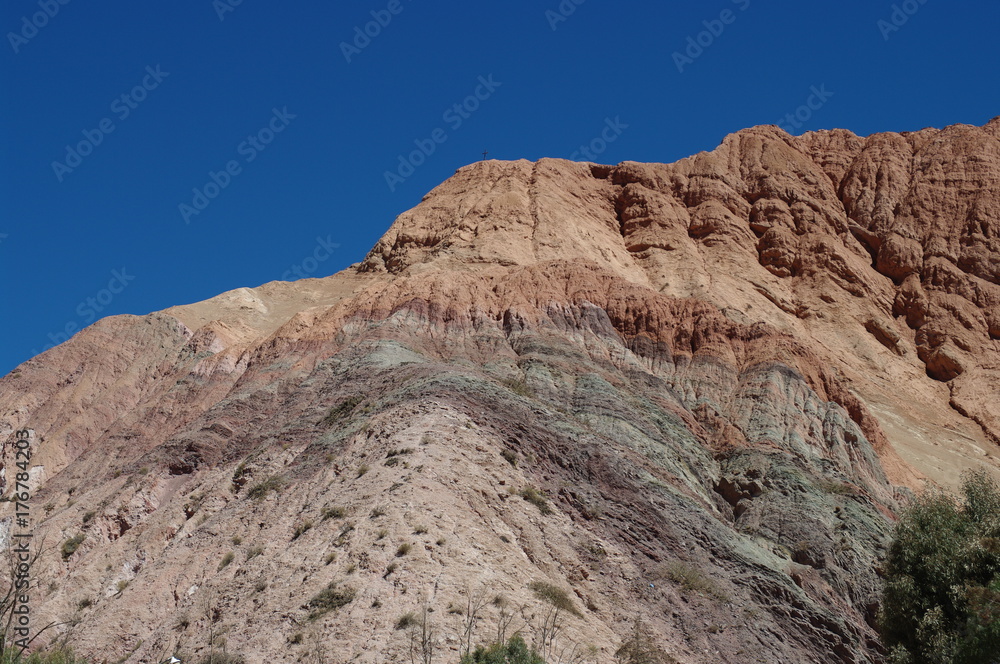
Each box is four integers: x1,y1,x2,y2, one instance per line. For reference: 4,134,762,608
2,0,998,376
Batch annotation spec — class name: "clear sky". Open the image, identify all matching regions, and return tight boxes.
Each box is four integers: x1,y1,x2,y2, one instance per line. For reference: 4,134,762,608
2,0,998,376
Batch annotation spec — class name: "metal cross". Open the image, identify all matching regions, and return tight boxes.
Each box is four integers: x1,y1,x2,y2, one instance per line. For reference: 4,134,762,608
482,150,488,160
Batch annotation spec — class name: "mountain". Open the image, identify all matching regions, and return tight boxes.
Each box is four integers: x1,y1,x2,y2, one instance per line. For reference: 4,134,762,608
2,118,999,664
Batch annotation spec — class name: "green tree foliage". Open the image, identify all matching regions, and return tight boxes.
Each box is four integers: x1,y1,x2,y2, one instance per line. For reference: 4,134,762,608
879,470,1000,663
460,635,546,664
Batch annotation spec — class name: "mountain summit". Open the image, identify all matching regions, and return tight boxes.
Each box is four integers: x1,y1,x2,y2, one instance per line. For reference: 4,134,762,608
2,119,1000,663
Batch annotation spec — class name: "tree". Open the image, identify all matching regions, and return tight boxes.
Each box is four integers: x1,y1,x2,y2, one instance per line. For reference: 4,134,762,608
879,470,1000,664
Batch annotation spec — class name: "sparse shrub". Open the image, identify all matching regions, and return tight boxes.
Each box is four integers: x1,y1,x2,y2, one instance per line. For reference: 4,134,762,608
371,506,386,518
324,552,337,565
289,632,303,644
320,396,362,427
519,487,552,515
436,537,446,546
292,520,314,541
115,580,129,593
501,449,518,467
336,522,355,546
254,580,267,593
396,543,412,557
138,466,149,475
321,505,346,520
396,612,418,630
218,551,235,570
615,618,678,664
386,448,414,458
500,377,534,398
246,475,285,501
307,582,356,619
660,561,728,601
529,581,581,618
82,511,95,524
356,464,370,478
384,456,402,467
246,545,264,561
76,597,92,610
345,563,357,574
384,562,398,577
413,525,428,535
231,461,250,490
176,613,190,629
372,598,382,608
61,534,85,560
817,478,856,496
377,528,389,540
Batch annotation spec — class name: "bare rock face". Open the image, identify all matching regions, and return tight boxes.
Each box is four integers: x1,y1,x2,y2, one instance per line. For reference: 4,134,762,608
2,119,1000,664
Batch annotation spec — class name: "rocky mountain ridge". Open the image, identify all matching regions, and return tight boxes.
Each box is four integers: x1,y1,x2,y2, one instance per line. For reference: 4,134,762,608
2,118,999,663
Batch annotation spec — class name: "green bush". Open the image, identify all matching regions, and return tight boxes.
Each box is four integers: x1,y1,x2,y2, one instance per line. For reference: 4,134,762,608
61,534,85,560
460,635,546,664
879,470,1000,663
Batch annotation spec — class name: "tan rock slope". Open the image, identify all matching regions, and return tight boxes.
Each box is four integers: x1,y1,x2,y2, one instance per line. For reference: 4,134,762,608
1,118,999,664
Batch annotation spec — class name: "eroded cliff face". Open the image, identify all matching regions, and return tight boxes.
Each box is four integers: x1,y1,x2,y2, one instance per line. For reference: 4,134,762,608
1,119,998,664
